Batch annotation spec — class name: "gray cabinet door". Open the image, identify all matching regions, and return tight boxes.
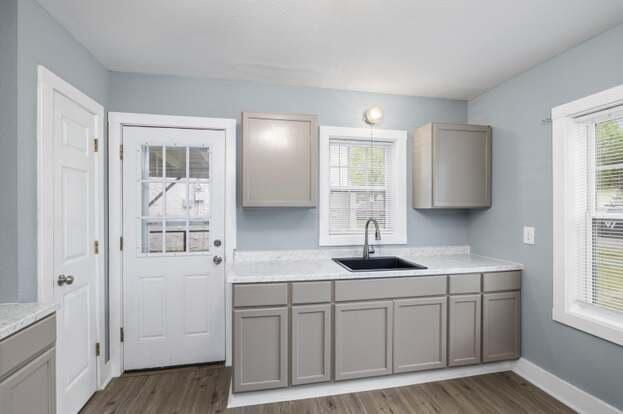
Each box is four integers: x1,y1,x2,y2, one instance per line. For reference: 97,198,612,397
0,348,55,414
334,301,393,381
291,304,331,385
393,297,447,373
233,307,288,392
413,123,491,209
483,291,521,362
242,112,318,207
448,294,481,366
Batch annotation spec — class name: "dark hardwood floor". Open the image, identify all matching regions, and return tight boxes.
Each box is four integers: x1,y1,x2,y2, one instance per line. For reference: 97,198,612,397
81,364,575,414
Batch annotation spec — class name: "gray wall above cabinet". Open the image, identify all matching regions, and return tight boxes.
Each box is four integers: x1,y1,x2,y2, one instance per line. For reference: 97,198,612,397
242,112,318,207
413,123,491,209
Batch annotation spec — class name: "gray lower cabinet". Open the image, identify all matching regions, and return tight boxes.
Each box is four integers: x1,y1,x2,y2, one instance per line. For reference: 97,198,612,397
483,291,521,362
334,301,393,381
291,304,331,385
0,348,55,414
448,294,481,366
393,297,447,373
233,307,288,392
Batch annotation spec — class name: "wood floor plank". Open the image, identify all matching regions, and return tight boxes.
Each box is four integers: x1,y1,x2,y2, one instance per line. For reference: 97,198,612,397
81,365,576,414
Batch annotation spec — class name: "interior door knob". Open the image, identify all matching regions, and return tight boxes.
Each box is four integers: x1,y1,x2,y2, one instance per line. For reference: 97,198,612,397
213,256,223,265
57,274,75,286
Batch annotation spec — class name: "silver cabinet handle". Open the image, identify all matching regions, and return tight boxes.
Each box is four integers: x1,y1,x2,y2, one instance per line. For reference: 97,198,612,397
57,274,75,286
213,256,223,265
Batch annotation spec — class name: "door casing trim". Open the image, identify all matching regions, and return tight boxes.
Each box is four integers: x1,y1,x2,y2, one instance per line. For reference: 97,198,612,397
36,65,106,409
107,112,237,383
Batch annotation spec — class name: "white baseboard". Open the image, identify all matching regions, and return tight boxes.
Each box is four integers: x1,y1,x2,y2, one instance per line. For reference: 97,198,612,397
228,361,515,408
513,358,620,414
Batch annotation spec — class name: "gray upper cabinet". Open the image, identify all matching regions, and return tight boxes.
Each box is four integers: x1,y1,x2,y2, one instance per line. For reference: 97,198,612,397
334,301,393,381
413,123,491,209
393,297,447,373
483,291,521,362
242,112,318,207
448,294,482,367
233,307,288,392
291,304,331,386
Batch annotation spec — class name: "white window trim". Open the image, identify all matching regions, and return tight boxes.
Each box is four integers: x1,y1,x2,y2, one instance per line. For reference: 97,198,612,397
552,83,623,346
319,126,407,246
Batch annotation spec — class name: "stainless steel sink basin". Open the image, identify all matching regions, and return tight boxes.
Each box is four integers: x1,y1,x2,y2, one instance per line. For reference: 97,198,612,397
332,256,427,272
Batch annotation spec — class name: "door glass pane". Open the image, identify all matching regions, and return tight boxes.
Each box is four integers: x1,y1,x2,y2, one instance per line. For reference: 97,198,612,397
189,220,210,252
189,147,210,179
143,146,163,179
164,220,187,252
164,181,188,218
142,220,163,253
142,182,164,217
188,182,210,218
165,147,187,179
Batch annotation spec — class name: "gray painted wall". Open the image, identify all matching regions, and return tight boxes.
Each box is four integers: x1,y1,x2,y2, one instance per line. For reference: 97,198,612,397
109,72,469,250
0,0,19,302
8,0,110,301
468,23,623,409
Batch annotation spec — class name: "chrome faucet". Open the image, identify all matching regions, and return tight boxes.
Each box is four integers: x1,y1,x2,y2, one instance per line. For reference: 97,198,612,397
363,218,381,260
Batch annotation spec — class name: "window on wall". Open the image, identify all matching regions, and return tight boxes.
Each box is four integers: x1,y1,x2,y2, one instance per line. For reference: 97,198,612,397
553,84,623,346
319,126,407,246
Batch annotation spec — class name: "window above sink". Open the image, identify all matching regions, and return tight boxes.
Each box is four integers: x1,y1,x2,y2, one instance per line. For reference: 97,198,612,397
318,126,408,246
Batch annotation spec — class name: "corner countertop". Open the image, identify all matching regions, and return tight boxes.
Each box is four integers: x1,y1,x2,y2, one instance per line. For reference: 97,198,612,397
227,246,523,283
0,303,57,341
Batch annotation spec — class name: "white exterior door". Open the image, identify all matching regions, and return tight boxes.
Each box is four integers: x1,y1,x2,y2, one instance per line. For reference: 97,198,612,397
122,126,226,370
52,92,98,413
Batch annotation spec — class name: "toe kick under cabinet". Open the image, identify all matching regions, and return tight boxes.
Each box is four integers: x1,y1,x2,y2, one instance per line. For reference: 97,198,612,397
232,271,521,393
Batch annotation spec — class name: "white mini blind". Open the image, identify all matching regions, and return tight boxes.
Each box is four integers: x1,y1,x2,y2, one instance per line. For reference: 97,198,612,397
328,139,392,235
578,111,623,313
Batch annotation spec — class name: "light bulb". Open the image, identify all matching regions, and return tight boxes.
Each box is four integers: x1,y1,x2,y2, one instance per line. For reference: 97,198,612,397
364,106,384,125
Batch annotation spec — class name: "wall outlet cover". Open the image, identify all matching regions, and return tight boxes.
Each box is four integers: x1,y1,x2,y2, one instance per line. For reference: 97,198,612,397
523,226,535,245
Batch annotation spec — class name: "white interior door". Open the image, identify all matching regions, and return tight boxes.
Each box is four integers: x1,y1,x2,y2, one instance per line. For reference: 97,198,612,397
122,126,226,370
52,92,98,414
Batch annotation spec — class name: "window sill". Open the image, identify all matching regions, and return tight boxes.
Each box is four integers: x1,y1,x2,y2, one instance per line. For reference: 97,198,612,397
553,302,623,346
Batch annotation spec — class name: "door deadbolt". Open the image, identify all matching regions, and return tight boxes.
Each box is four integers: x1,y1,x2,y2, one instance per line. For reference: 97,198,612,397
214,239,222,247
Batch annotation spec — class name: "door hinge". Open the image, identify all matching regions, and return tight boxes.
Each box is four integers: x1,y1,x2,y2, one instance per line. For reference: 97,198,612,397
93,138,99,153
120,327,125,343
120,237,124,251
94,240,100,255
119,144,124,160
95,342,101,357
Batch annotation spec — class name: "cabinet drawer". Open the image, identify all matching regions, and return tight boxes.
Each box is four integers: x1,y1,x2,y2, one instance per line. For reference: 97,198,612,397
335,276,446,302
448,273,481,294
0,315,56,380
483,271,521,292
291,282,332,304
233,283,288,307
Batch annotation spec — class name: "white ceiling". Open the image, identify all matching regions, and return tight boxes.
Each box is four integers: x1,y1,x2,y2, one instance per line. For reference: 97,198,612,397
37,0,623,99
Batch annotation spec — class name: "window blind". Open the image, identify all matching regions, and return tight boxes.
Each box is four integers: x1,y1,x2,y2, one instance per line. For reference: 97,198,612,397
328,139,392,235
578,111,623,313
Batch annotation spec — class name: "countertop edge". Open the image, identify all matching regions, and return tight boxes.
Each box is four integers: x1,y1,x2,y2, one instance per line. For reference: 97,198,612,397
0,303,57,341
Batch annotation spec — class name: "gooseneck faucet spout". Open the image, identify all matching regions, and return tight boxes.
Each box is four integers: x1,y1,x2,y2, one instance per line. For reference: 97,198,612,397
363,218,381,260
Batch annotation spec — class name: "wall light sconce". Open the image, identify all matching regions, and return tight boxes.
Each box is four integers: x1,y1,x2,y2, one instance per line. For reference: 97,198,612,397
364,106,384,125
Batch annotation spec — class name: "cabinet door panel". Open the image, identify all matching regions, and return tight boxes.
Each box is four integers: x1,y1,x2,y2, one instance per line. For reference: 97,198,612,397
483,291,521,362
394,297,447,373
0,348,55,414
448,294,481,366
233,307,288,392
242,112,317,207
433,123,491,208
334,301,393,381
291,304,331,385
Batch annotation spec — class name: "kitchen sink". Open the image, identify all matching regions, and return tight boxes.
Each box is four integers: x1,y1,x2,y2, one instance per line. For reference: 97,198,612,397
332,256,427,272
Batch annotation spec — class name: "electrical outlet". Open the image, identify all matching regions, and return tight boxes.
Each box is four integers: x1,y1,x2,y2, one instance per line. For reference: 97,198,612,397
523,226,535,245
